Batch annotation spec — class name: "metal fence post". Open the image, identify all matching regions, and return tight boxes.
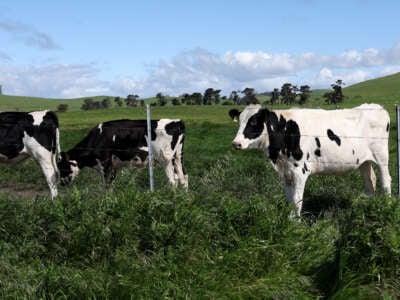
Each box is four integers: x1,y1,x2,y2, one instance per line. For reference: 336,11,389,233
146,104,155,192
397,105,400,197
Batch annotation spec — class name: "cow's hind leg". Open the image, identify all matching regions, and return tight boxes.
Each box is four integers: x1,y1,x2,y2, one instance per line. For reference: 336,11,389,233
172,141,188,189
39,155,58,199
359,161,376,195
30,147,58,199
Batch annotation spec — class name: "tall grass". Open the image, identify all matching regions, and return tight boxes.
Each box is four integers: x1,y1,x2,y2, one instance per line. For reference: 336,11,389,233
0,103,399,298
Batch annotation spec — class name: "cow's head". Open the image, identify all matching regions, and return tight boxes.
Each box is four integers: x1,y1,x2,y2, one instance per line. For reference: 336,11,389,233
58,152,80,186
229,104,268,150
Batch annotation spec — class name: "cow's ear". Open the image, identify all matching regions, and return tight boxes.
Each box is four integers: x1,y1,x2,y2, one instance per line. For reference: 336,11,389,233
229,109,241,122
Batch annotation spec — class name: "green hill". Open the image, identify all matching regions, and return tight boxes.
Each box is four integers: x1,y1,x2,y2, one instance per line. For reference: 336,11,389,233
0,95,115,111
344,72,400,97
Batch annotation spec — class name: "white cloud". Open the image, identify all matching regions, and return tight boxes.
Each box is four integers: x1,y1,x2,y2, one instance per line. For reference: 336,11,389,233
380,65,400,76
312,68,371,87
1,43,400,98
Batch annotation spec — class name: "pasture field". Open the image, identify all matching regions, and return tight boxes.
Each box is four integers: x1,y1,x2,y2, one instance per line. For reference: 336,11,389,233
0,98,400,298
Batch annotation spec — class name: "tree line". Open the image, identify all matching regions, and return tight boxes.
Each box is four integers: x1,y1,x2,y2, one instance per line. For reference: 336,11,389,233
56,80,345,112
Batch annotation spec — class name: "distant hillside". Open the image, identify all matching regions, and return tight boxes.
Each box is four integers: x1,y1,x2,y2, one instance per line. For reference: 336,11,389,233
0,95,120,111
344,72,400,97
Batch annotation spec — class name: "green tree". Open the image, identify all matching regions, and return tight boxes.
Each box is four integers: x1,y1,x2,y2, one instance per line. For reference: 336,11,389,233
101,97,111,109
331,79,345,104
181,93,190,105
324,80,345,104
125,94,139,107
114,96,123,107
203,88,214,105
191,92,203,105
229,90,241,105
171,98,181,106
280,83,297,105
57,103,69,112
240,87,259,105
299,85,311,105
81,98,95,110
203,88,221,105
156,92,167,106
270,88,280,105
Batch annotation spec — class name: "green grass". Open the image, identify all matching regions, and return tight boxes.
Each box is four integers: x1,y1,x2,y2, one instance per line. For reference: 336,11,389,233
1,72,400,297
344,72,400,98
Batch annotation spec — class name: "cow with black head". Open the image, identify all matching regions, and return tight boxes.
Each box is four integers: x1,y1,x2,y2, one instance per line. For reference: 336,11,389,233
230,104,391,217
58,119,188,188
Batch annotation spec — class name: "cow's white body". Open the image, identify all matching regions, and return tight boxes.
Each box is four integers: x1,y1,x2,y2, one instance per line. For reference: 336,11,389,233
231,104,391,217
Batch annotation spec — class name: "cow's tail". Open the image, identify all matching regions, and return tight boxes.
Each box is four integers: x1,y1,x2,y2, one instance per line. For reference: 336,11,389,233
53,127,61,174
47,110,61,176
56,127,61,161
175,121,188,188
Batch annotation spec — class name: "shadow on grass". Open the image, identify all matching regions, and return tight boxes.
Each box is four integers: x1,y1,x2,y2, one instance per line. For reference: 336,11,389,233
301,192,352,222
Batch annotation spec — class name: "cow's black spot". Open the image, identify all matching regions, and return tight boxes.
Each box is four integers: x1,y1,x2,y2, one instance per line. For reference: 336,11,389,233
304,163,309,172
302,168,305,174
386,122,390,132
33,111,59,153
315,149,321,157
284,120,303,160
356,158,359,165
265,111,286,163
315,137,321,148
327,129,341,146
165,121,185,150
265,110,303,162
352,149,355,155
307,152,310,160
243,109,267,140
294,163,298,167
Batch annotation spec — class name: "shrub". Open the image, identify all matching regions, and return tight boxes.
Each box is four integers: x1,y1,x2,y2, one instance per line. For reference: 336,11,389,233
56,104,68,112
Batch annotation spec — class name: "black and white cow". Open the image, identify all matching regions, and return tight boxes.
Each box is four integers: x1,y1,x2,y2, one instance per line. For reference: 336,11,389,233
58,119,188,188
0,110,60,198
229,104,391,217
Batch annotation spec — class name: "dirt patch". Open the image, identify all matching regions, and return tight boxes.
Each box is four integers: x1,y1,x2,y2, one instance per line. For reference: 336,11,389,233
0,185,48,199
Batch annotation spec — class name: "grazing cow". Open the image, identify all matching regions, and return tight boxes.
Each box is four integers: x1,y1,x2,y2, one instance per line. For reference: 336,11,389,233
0,110,60,198
229,104,391,217
58,119,188,188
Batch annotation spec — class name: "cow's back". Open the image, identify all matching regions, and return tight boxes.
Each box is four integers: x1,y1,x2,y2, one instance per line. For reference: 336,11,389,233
278,104,389,139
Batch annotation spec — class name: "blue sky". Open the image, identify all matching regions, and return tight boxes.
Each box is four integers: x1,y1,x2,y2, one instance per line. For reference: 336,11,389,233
0,0,400,98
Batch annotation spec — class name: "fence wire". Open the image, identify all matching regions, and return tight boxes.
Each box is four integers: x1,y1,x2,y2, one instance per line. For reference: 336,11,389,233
0,105,398,196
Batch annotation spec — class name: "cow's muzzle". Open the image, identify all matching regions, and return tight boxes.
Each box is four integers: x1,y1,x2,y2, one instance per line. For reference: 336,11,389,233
232,141,243,150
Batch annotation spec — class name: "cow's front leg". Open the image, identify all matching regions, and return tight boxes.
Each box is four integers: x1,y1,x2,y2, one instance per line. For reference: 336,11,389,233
284,173,307,218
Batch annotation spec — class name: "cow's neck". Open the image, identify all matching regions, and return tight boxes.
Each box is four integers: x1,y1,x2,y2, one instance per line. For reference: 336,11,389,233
67,149,96,169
